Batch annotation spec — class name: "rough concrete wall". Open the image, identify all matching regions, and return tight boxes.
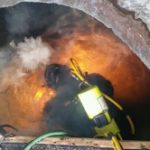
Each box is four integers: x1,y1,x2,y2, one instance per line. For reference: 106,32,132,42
0,0,150,71
118,0,150,31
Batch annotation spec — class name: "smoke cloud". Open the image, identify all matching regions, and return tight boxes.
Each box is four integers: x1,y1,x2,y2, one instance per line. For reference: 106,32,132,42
16,37,52,71
0,36,52,92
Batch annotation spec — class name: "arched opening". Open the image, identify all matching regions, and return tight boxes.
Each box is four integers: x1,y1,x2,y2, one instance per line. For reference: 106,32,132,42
0,2,150,140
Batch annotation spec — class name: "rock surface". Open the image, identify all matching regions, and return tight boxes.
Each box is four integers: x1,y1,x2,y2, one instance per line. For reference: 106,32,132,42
118,0,150,31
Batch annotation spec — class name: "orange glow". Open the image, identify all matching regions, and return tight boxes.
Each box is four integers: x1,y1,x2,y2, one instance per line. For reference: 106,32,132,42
44,26,150,105
0,69,56,136
0,22,150,137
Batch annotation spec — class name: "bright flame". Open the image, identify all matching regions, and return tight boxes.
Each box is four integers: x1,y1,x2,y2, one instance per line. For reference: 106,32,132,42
34,87,55,103
34,88,46,102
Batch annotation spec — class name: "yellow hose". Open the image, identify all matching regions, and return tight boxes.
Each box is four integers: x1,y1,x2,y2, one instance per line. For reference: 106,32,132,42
112,136,123,150
102,93,123,111
102,93,135,135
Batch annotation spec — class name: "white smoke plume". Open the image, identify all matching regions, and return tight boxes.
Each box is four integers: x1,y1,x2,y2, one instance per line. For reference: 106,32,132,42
0,36,53,92
16,37,51,71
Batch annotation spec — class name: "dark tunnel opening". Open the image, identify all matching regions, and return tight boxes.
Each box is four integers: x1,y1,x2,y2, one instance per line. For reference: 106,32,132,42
0,2,150,140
